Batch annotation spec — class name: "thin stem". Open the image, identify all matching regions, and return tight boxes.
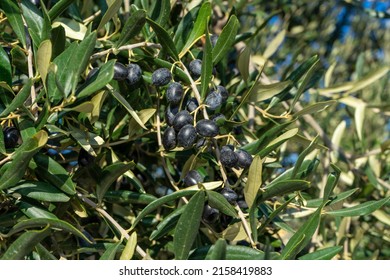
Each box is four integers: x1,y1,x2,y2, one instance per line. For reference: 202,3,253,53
91,42,161,60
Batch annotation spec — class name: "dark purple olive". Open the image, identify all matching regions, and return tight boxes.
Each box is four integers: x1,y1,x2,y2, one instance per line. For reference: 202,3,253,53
202,204,220,224
162,127,177,151
3,127,20,149
173,110,193,132
216,85,229,101
220,145,238,168
183,170,203,187
127,63,143,85
177,124,197,148
113,62,128,81
220,187,238,204
189,59,202,79
86,67,99,81
205,90,223,110
235,149,253,168
165,104,179,126
152,68,172,86
166,82,183,105
195,119,219,137
186,97,199,112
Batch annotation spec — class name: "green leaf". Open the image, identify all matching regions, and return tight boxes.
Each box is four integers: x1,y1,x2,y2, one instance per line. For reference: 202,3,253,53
237,45,251,84
48,0,76,21
21,0,50,47
323,164,341,202
0,46,12,87
249,81,292,103
1,226,51,260
261,180,310,202
245,155,262,208
212,15,239,65
205,239,227,260
0,0,26,47
47,32,96,103
8,217,91,243
325,196,390,217
268,55,319,109
258,128,299,157
0,130,48,191
115,9,146,48
100,242,121,260
37,40,52,88
19,201,58,219
189,245,272,260
146,17,179,61
127,108,156,137
32,153,76,195
307,188,359,208
200,23,213,99
131,189,197,229
10,181,70,202
207,191,237,217
104,190,156,205
174,190,205,260
97,0,122,31
263,29,286,59
109,86,147,129
344,65,390,95
178,2,211,57
173,4,200,52
150,206,186,240
0,124,5,154
242,119,295,154
120,231,137,260
298,246,343,260
293,100,337,118
150,0,170,27
97,162,135,203
281,203,325,259
0,79,33,117
290,136,319,179
76,60,115,98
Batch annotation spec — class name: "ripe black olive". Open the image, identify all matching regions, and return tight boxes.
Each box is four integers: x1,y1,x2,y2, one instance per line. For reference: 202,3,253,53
3,127,20,149
183,170,203,187
220,187,238,204
127,63,143,85
195,119,219,137
177,124,197,148
113,62,128,81
220,145,238,168
235,149,253,168
162,127,177,151
152,68,172,86
173,110,193,132
166,82,183,105
189,59,202,79
202,204,220,224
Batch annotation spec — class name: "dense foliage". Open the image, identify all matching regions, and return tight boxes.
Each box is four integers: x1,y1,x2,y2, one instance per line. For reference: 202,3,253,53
0,0,389,260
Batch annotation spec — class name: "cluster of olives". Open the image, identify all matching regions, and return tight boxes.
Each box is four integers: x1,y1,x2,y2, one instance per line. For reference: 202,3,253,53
88,62,143,86
2,126,20,149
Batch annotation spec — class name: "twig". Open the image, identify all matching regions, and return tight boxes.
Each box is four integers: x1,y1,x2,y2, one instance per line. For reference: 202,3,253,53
91,42,161,59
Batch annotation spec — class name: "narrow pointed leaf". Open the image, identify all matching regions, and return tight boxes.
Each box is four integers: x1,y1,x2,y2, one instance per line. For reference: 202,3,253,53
281,203,325,259
10,181,70,202
97,0,122,31
174,190,205,260
146,18,179,61
132,190,197,228
1,226,51,260
325,196,390,217
212,15,239,64
245,155,262,208
0,130,48,191
0,0,26,47
178,2,211,57
150,206,186,240
0,46,12,86
207,191,237,217
200,23,213,99
205,239,227,260
100,242,121,260
115,9,146,48
298,246,343,260
77,60,115,98
0,79,33,117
